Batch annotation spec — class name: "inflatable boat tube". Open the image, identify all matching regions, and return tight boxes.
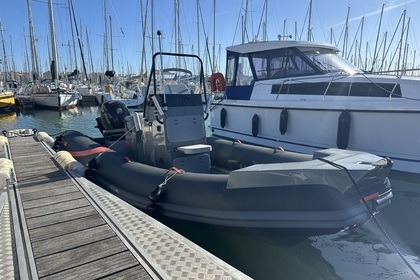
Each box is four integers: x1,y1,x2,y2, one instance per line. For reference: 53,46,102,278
55,130,393,233
54,151,85,175
55,130,110,166
37,131,55,146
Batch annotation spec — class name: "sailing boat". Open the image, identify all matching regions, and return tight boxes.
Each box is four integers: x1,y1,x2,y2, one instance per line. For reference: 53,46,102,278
29,0,79,110
0,87,16,112
94,1,144,108
0,21,16,112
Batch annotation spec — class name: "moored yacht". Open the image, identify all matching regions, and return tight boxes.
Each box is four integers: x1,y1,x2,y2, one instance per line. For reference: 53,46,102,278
0,90,16,112
27,80,79,110
209,40,420,173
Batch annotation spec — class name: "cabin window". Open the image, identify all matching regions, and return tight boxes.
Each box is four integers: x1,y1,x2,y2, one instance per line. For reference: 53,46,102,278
269,53,287,78
236,55,254,86
285,50,317,76
302,49,362,75
226,55,236,86
249,48,320,80
252,56,268,79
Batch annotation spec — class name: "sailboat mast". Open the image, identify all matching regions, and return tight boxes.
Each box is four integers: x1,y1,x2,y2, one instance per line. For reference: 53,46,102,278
343,6,350,59
86,28,95,80
48,0,59,82
67,0,78,74
243,0,248,44
109,15,114,70
197,0,200,57
26,0,40,80
213,0,216,71
103,0,109,71
263,0,268,41
23,28,31,75
69,0,89,82
0,21,9,82
371,3,384,72
397,9,407,74
151,0,154,54
140,0,148,78
358,16,364,69
307,0,312,41
402,16,410,75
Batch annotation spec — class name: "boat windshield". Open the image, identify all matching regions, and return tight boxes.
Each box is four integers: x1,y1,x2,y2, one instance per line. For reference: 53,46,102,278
303,50,362,75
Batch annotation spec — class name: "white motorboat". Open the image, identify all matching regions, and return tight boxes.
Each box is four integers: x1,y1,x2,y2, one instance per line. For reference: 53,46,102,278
209,40,420,174
94,83,144,108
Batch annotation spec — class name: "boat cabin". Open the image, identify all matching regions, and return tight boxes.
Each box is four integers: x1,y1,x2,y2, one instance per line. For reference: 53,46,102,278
223,41,401,100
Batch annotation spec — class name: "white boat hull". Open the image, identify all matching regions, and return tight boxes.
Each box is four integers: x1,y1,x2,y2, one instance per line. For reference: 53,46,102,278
209,40,420,174
31,92,79,110
211,98,420,173
95,92,144,108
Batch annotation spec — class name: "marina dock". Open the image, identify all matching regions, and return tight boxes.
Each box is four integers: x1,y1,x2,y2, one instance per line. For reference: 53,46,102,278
0,134,250,279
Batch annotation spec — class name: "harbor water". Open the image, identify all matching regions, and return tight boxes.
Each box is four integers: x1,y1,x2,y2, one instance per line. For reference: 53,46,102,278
1,106,419,280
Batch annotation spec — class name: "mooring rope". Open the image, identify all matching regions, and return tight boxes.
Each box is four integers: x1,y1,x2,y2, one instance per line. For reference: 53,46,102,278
318,157,420,278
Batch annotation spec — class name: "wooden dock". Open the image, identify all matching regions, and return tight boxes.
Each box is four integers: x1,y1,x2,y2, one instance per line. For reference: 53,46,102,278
0,133,250,279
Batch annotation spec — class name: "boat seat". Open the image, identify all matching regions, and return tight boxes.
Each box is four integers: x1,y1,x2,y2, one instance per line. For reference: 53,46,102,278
176,144,212,155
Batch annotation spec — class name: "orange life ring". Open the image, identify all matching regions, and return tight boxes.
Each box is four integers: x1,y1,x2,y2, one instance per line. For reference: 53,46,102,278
210,72,226,92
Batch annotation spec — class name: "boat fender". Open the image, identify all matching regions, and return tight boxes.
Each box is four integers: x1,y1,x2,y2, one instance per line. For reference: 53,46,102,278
337,110,351,149
210,72,226,92
252,114,259,137
2,128,36,137
220,108,227,128
54,151,85,176
37,131,55,146
0,158,15,188
279,108,288,135
0,136,8,156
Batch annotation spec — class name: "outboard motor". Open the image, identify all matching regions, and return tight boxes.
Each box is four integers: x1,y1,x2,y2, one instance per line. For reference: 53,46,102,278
97,100,130,140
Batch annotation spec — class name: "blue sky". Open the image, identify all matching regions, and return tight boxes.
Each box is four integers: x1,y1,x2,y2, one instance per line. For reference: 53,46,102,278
0,0,419,75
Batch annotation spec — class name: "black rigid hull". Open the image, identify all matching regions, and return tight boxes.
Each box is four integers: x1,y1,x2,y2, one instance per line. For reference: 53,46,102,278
56,130,393,234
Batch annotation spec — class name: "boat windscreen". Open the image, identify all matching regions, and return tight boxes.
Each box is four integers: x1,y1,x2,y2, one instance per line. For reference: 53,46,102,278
303,50,362,75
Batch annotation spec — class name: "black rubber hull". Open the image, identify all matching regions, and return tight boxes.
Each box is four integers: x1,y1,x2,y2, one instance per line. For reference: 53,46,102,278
55,130,393,234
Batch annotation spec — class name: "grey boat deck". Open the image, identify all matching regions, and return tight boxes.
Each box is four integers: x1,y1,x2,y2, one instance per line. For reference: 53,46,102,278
0,134,249,279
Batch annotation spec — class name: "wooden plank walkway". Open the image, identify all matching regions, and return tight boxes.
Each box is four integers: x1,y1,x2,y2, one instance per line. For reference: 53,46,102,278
1,134,250,280
7,135,151,279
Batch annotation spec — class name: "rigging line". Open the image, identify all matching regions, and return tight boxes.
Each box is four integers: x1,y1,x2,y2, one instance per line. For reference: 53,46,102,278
209,95,224,112
358,72,420,101
318,157,420,279
231,0,246,45
255,0,266,40
299,2,309,40
107,0,125,36
198,4,214,73
106,125,134,150
378,12,404,72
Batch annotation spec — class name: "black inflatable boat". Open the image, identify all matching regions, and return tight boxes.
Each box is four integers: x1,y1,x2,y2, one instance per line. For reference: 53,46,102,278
55,52,393,235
